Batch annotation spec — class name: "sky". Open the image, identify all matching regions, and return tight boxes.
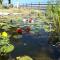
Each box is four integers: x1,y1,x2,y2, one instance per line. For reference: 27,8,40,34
3,0,48,5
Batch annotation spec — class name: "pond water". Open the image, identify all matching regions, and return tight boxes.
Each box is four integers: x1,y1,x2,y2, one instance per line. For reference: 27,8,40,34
10,29,49,58
1,28,60,60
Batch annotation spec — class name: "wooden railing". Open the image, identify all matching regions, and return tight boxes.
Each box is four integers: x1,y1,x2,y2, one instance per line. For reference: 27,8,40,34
19,3,58,10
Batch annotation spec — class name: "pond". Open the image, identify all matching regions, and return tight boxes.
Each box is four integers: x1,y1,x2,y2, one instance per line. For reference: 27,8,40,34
10,29,49,58
0,22,60,60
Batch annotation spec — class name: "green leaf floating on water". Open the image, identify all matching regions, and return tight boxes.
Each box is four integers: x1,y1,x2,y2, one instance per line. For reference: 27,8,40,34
0,44,14,53
18,17,23,22
16,56,33,60
0,39,9,45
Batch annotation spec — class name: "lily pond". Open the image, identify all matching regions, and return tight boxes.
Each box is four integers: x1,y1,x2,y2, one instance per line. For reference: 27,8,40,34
0,15,60,60
0,16,49,60
0,1,60,60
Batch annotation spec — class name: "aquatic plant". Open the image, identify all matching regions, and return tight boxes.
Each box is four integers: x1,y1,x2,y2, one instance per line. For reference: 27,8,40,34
2,32,8,38
0,32,14,55
16,56,33,60
29,18,33,23
25,26,31,33
46,0,60,44
46,0,60,32
16,28,23,34
0,44,14,54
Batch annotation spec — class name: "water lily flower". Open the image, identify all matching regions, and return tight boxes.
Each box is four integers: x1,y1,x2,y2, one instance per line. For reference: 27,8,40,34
29,18,32,23
23,18,27,24
16,28,23,34
2,32,8,38
25,27,31,33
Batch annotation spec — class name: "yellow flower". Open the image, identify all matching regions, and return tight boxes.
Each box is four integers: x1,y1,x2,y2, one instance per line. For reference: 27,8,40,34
2,32,8,37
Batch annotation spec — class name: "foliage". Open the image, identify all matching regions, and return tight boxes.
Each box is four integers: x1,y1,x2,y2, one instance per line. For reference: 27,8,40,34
0,32,14,55
0,20,18,32
0,0,3,4
16,56,33,60
45,0,60,32
46,0,60,43
0,44,14,54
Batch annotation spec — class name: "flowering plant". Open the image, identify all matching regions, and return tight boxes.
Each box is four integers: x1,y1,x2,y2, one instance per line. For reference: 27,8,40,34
0,32,14,55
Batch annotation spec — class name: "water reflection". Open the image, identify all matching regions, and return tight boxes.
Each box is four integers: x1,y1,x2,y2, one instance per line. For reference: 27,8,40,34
11,29,49,58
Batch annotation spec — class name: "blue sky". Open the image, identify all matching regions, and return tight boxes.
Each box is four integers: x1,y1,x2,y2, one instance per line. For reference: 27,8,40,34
3,0,48,5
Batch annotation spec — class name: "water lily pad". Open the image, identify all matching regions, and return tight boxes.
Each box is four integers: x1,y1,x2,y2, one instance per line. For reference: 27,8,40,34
0,44,14,53
16,56,33,60
0,39,9,45
18,17,23,22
